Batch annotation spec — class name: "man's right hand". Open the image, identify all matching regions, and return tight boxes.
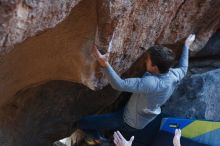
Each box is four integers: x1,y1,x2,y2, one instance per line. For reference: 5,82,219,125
185,34,196,48
92,44,109,67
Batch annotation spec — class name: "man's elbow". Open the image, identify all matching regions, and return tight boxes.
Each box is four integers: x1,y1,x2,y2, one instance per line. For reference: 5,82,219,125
183,66,188,75
180,67,188,78
110,82,125,91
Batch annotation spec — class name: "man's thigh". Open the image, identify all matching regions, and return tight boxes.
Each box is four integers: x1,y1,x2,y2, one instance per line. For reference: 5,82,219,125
79,110,124,130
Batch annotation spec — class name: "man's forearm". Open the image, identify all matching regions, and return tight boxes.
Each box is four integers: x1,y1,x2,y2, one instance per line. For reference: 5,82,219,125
103,63,125,90
178,34,195,68
178,45,189,68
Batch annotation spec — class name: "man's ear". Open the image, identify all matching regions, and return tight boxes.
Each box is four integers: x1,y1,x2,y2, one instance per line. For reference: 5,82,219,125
153,65,160,73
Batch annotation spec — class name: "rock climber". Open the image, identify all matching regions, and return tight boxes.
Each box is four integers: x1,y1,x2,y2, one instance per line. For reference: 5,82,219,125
78,34,195,145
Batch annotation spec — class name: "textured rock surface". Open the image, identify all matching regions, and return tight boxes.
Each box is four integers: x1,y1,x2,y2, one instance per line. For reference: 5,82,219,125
0,81,119,146
163,67,220,120
0,0,99,107
0,0,220,145
197,29,220,57
0,0,81,53
0,0,220,105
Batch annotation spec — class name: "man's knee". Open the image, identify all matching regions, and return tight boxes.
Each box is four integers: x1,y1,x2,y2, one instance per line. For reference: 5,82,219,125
78,116,91,129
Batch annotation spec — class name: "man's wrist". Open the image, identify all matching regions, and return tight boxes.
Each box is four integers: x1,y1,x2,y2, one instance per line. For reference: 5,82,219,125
100,61,109,68
184,44,189,49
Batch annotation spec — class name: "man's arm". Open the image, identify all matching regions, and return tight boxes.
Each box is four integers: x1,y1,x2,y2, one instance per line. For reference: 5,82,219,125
172,34,195,81
171,45,188,81
103,63,155,93
92,44,155,93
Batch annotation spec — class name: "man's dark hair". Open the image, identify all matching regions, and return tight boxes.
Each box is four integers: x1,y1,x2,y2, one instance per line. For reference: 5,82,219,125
147,45,176,73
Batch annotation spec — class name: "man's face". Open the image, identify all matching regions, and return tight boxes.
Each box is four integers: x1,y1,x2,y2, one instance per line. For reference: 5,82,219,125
145,53,158,73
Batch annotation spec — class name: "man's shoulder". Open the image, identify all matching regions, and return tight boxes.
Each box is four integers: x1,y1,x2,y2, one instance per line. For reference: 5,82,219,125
142,74,160,87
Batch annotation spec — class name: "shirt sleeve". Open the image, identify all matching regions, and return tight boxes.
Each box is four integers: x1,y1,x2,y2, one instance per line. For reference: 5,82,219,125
171,45,189,81
103,64,156,93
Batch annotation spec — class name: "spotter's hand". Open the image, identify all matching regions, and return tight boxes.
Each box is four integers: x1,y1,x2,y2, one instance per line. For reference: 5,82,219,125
173,129,181,146
113,131,134,146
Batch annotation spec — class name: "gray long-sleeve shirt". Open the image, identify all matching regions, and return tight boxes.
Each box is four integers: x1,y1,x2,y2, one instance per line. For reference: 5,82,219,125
103,46,188,129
